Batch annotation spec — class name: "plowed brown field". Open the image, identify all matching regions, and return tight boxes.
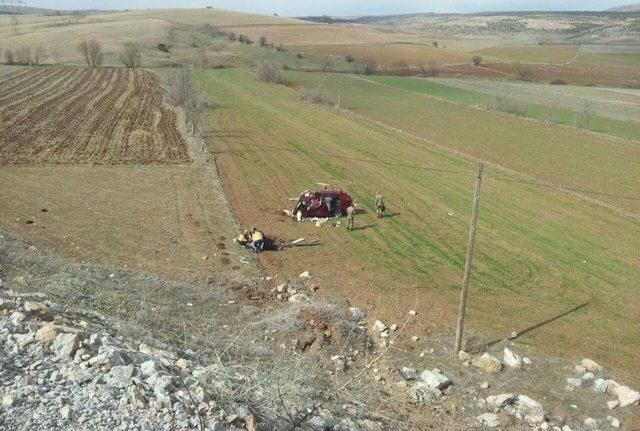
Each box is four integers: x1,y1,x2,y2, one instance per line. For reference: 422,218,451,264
0,67,189,165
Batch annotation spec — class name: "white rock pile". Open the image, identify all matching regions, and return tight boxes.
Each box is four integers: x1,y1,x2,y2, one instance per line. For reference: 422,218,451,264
0,291,258,430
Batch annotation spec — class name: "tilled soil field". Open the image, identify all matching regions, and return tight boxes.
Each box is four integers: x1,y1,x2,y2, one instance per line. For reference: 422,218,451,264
0,67,189,165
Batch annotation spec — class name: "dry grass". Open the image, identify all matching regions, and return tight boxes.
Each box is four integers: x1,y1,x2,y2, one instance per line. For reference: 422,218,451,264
297,43,472,67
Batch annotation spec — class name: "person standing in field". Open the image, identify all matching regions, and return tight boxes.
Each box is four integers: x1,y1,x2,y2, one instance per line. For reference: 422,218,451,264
375,191,385,219
346,203,355,231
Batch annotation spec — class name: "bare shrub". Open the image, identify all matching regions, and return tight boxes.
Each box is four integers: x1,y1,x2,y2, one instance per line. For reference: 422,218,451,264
78,39,103,67
320,57,334,72
296,53,303,59
158,43,170,53
4,49,14,65
238,35,252,44
356,57,377,75
202,23,224,37
550,79,567,85
321,15,333,24
487,96,526,116
14,46,32,65
299,86,334,105
472,55,483,66
259,62,287,85
432,40,439,48
344,54,354,63
276,44,285,52
391,59,410,75
119,43,141,69
420,61,439,77
33,46,47,65
228,32,237,41
164,68,209,135
259,36,268,47
514,63,535,82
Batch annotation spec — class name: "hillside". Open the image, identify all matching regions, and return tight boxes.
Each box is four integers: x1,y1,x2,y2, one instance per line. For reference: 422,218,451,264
0,5,639,430
607,3,640,12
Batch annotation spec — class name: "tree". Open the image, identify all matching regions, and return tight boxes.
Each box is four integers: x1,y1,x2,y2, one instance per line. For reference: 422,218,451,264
15,46,31,65
4,49,15,65
391,59,409,75
321,15,333,24
164,68,209,136
582,100,594,129
78,40,103,67
119,43,141,68
514,63,535,82
259,62,287,85
320,57,334,72
472,55,483,66
432,41,439,48
259,36,268,47
356,58,377,75
33,46,47,65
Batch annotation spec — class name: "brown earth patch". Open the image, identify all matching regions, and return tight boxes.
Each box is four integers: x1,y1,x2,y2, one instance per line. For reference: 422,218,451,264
0,67,189,165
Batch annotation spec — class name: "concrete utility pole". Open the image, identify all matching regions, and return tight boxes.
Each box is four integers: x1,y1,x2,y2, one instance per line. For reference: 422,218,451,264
454,162,483,355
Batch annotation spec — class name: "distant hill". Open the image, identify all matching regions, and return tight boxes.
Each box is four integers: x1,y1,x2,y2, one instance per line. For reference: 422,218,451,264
607,3,640,11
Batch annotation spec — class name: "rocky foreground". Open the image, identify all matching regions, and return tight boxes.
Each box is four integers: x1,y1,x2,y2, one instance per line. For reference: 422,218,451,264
0,288,387,431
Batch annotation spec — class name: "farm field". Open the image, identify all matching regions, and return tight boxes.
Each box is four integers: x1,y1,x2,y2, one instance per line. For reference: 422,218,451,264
296,43,473,67
0,67,189,165
0,165,256,281
429,77,640,124
290,72,640,215
472,45,579,64
356,75,640,141
195,68,640,383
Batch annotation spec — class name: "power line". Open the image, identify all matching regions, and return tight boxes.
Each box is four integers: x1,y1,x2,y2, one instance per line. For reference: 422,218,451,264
488,176,640,202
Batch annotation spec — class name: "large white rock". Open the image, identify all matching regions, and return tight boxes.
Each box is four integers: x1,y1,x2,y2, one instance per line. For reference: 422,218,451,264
53,333,79,360
477,413,499,428
581,358,603,373
107,365,135,388
503,348,523,369
610,383,640,407
373,320,387,333
486,393,514,409
420,369,451,391
514,395,545,425
472,353,503,374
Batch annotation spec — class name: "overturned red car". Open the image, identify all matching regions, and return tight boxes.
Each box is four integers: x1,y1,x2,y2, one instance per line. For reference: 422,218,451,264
292,189,353,220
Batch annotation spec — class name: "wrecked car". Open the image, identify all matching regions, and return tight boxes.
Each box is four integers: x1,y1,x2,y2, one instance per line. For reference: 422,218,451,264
291,189,353,221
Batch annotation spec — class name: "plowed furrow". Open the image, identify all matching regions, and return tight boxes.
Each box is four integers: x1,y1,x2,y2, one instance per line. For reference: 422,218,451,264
0,67,189,165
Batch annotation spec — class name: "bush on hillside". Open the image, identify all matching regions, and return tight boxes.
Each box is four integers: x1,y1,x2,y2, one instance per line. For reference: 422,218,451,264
299,87,334,105
259,62,288,85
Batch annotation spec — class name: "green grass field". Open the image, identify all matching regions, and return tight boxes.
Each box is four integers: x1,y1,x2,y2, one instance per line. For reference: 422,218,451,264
193,68,640,383
355,75,640,142
287,72,640,216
